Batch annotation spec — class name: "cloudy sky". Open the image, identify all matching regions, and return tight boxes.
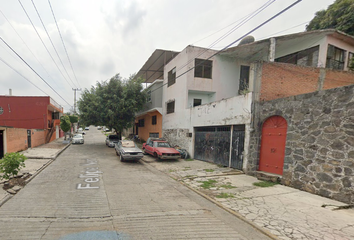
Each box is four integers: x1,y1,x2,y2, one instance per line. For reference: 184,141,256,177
0,0,335,112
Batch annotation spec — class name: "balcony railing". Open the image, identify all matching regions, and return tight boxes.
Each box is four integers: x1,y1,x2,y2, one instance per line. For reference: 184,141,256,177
50,97,63,112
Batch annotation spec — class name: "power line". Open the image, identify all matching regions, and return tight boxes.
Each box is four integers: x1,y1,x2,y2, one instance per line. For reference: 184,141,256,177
48,0,81,88
150,0,302,94
0,36,72,107
17,0,74,89
0,8,62,92
31,0,77,88
176,0,276,73
0,55,50,96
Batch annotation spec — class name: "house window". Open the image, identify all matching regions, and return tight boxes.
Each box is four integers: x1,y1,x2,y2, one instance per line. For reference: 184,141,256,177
275,46,319,67
193,99,202,107
147,90,151,102
239,65,250,93
152,115,157,125
168,67,176,87
149,132,159,138
138,119,145,127
167,101,175,114
326,45,345,70
194,59,212,78
348,52,354,68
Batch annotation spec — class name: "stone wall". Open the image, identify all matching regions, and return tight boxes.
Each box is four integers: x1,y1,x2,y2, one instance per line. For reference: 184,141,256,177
163,128,191,150
248,84,354,204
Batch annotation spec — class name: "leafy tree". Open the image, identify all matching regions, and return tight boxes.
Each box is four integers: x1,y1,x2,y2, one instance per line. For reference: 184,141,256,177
349,56,354,70
0,152,27,180
306,0,354,36
68,115,78,124
60,115,71,140
78,74,147,135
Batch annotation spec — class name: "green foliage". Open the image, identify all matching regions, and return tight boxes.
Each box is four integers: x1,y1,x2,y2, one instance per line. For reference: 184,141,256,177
216,193,235,198
198,179,217,189
0,152,27,180
306,0,354,36
184,158,194,161
68,115,79,124
204,169,215,172
253,181,278,187
78,74,147,135
60,115,71,133
349,56,354,70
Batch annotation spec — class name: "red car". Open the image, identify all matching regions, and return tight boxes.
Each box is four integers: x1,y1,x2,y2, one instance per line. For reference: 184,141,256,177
143,138,181,160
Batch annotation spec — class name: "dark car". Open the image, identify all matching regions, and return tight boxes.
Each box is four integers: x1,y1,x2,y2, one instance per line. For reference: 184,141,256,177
105,134,121,147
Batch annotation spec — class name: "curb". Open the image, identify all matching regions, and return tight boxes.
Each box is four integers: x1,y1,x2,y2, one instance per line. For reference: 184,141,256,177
140,160,279,240
0,142,71,207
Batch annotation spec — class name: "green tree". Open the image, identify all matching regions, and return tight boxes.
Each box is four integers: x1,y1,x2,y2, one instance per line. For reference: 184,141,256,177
78,74,147,135
306,0,354,36
60,115,71,140
0,152,27,180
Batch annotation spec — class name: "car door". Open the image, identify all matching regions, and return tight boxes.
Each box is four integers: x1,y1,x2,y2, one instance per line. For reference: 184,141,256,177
145,141,154,155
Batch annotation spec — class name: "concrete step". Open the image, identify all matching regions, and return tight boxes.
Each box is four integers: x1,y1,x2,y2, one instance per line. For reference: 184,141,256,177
256,171,282,183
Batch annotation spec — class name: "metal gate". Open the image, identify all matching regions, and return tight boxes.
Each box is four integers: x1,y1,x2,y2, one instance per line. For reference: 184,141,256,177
194,125,245,169
194,126,230,167
231,127,245,170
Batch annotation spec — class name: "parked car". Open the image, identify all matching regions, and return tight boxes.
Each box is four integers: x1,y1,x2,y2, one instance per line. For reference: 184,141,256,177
142,138,181,160
72,134,84,144
85,127,89,130
105,134,121,147
97,126,102,130
115,140,144,162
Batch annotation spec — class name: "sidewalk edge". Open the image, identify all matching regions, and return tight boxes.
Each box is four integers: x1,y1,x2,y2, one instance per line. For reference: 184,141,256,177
140,160,279,240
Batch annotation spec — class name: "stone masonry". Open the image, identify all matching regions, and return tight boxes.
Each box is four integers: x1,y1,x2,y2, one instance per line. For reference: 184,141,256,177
248,84,354,204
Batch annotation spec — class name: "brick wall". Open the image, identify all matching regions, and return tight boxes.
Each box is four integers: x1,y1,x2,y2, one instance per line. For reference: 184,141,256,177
6,128,27,153
259,62,354,101
31,129,46,147
260,62,319,101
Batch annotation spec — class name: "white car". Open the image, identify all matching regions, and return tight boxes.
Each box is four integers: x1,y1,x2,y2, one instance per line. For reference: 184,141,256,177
72,134,84,144
85,127,89,130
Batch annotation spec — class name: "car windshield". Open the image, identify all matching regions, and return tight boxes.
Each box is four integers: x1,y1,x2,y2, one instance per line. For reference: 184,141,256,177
109,135,120,140
73,134,82,139
121,141,135,148
155,142,171,148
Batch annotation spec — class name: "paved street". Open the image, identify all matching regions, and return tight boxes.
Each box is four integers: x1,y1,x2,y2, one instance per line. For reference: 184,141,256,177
0,128,271,240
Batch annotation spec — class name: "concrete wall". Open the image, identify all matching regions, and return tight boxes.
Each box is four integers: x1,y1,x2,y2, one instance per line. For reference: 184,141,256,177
163,93,253,160
248,84,354,204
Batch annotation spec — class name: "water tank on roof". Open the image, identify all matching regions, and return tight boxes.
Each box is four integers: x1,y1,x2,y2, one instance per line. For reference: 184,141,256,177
238,36,255,46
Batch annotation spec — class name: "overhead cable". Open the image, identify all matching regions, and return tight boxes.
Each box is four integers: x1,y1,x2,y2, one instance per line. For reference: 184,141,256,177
0,36,72,106
48,0,81,88
31,0,77,88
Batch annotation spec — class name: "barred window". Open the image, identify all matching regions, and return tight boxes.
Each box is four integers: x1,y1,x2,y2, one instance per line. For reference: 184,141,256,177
168,67,176,87
152,115,157,125
167,101,175,114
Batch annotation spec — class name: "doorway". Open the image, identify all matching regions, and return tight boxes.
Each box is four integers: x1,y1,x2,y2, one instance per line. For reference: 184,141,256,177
27,130,32,148
259,116,287,175
0,130,4,159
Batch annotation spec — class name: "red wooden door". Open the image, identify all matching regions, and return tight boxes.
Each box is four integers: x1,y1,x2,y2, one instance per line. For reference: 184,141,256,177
259,116,287,175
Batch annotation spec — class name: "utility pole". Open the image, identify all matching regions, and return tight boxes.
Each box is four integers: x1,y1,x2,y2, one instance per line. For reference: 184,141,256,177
72,88,81,114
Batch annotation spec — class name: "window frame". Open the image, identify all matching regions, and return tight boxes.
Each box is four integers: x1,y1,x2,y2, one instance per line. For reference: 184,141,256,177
166,101,175,114
152,115,157,125
193,99,202,107
138,119,145,127
194,59,212,79
326,44,346,70
168,67,176,87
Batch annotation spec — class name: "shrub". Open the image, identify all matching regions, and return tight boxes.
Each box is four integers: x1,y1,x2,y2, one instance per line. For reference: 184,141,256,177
0,152,27,180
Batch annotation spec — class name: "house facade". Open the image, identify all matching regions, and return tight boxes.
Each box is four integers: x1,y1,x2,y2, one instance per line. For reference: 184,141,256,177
160,29,354,172
0,95,63,158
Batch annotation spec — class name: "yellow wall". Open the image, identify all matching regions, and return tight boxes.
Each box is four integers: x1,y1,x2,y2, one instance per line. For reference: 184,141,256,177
136,111,162,142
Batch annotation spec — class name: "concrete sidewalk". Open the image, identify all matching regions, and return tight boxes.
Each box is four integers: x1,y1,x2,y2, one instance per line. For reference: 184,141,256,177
142,156,354,240
0,137,70,206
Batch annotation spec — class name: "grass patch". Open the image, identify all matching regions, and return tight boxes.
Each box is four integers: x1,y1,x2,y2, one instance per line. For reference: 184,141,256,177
168,169,176,173
253,181,278,187
204,169,215,172
184,158,194,161
198,179,217,189
220,184,236,189
216,193,234,198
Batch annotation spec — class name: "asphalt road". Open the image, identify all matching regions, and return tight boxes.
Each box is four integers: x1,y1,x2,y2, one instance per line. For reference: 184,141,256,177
0,127,272,240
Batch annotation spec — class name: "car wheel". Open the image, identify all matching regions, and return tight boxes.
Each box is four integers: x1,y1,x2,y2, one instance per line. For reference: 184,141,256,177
120,155,124,162
143,149,147,155
153,152,157,158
